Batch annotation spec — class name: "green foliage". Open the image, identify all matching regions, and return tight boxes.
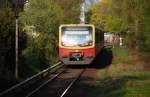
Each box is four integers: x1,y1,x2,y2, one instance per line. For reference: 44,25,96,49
87,1,109,30
19,0,82,78
87,0,126,33
112,47,133,65
0,0,15,79
87,0,150,54
21,0,62,33
21,0,82,33
0,8,15,47
123,32,137,48
104,16,125,33
20,0,61,73
56,0,82,24
19,32,52,77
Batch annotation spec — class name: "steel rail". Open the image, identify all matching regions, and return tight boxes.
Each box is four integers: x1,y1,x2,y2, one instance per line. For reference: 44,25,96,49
0,62,62,97
60,69,86,97
25,68,66,97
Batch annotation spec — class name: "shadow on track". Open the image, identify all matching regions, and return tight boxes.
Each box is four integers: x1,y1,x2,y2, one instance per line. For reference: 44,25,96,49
90,47,113,69
66,65,89,69
65,76,127,97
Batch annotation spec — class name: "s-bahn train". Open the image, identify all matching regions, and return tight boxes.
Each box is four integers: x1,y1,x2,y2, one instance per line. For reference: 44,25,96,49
58,24,104,65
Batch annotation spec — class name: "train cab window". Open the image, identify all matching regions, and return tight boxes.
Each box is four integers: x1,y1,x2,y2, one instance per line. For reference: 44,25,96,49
61,27,93,47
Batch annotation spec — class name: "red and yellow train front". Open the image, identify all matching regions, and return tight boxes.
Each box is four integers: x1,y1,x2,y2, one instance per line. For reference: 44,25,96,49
59,24,95,65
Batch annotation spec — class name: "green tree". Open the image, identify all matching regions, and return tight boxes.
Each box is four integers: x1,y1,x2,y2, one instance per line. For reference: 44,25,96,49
87,0,150,62
21,0,62,67
0,0,16,88
87,1,109,30
56,0,82,24
20,0,83,75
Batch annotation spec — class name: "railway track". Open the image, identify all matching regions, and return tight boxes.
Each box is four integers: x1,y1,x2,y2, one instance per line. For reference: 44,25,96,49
0,62,64,97
60,68,85,97
0,62,87,97
27,68,86,97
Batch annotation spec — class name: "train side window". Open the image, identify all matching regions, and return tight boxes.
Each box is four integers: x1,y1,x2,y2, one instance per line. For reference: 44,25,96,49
95,28,104,43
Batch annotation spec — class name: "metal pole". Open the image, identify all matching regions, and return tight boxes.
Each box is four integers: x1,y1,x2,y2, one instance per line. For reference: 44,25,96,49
80,0,85,24
15,16,19,79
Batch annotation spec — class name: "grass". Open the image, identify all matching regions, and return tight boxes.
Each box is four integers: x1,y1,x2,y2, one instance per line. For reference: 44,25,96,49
95,46,150,97
112,47,134,64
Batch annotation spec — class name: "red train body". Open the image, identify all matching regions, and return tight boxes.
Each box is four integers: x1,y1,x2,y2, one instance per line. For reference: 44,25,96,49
59,24,104,65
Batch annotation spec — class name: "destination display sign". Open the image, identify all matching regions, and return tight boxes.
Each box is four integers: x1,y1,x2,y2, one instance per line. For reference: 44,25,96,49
65,30,89,35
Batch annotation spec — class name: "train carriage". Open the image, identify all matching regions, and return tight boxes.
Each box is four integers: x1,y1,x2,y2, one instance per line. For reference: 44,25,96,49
59,24,104,65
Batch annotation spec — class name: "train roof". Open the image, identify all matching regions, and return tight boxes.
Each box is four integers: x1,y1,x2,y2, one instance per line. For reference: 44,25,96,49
59,24,95,27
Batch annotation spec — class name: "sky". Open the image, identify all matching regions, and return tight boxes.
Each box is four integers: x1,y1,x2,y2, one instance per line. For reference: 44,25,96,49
85,0,100,5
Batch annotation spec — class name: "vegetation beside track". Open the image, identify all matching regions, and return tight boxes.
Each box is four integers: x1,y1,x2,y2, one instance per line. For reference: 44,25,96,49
96,46,150,97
